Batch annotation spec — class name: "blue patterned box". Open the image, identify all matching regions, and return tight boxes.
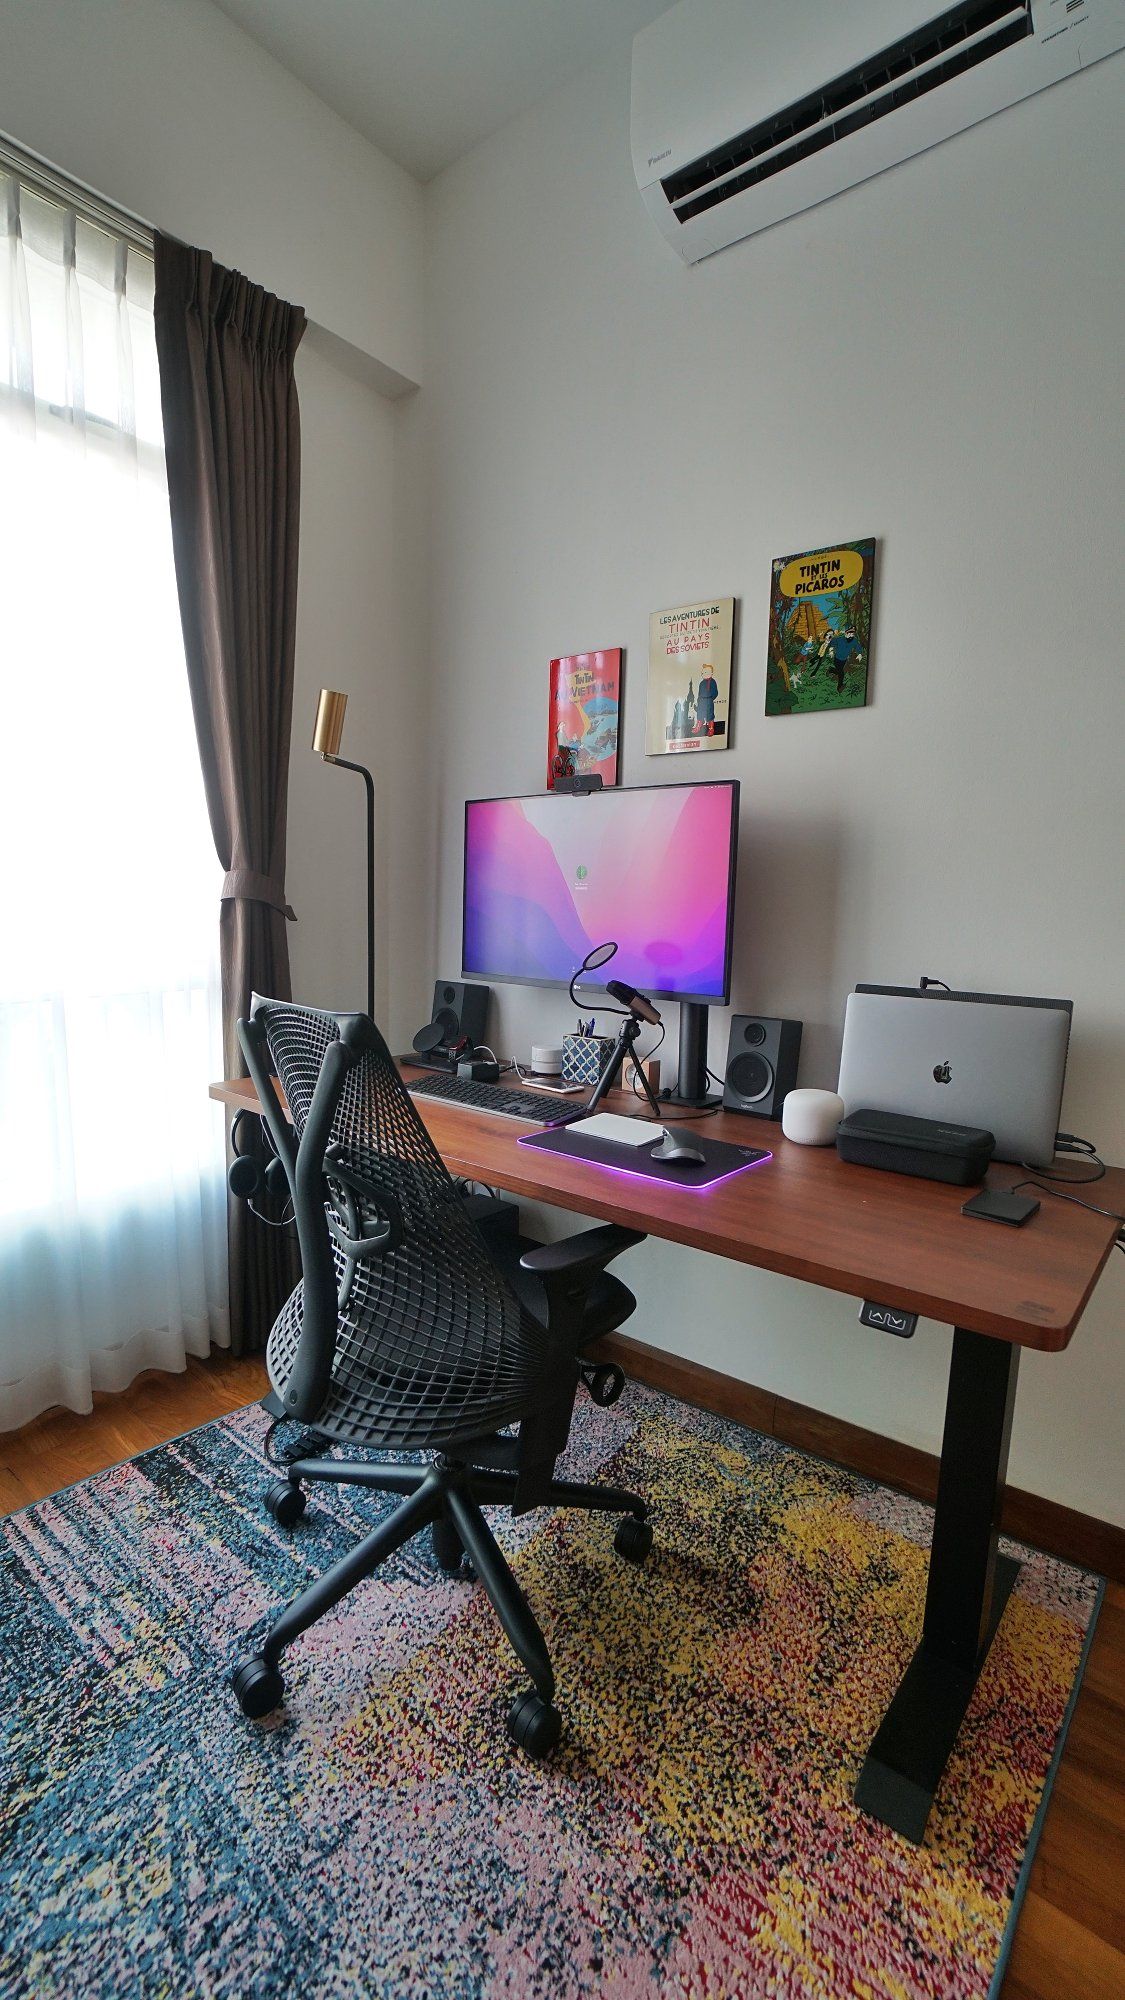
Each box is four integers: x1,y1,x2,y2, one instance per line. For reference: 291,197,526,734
561,1032,616,1088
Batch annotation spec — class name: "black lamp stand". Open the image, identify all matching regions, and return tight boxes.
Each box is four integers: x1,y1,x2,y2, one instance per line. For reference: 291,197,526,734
325,752,375,1020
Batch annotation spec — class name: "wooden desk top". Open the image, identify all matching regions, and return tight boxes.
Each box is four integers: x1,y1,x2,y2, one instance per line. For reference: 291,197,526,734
211,1069,1124,1353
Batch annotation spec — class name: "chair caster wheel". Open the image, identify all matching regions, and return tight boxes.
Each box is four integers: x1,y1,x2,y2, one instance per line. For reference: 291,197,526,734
582,1362,626,1407
506,1689,562,1759
232,1656,284,1719
431,1518,471,1577
264,1480,306,1527
614,1516,653,1564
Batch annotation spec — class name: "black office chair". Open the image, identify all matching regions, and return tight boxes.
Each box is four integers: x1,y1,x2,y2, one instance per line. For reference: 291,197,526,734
230,997,651,1756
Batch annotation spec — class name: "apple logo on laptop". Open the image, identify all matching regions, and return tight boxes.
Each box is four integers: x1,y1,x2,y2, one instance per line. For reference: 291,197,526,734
933,1061,952,1084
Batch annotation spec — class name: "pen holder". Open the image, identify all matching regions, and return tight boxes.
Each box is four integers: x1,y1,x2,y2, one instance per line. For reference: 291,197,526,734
561,1033,616,1088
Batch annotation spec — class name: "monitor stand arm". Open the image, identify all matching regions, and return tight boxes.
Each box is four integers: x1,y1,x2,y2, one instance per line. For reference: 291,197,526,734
666,1001,720,1111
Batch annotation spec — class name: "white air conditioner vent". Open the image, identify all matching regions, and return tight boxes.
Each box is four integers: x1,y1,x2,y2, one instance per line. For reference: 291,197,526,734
632,0,1124,262
666,1,1032,224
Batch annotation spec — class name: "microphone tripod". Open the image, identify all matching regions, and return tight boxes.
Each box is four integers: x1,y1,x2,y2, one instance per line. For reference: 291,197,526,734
550,1012,663,1127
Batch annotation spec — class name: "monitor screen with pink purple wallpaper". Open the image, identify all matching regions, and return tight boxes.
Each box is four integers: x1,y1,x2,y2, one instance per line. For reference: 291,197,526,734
462,781,739,1004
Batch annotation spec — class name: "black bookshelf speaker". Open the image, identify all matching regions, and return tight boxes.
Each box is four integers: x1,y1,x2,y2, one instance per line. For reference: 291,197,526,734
721,1015,803,1118
423,979,490,1052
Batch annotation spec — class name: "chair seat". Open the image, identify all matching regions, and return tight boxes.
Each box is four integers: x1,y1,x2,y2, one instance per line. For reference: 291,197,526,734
266,1228,635,1452
267,1278,553,1450
484,1233,636,1347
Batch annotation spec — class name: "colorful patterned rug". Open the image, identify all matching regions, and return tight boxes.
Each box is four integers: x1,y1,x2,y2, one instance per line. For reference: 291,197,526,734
0,1383,1100,2000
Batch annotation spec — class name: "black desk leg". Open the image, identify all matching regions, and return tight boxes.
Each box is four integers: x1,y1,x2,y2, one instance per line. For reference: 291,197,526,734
854,1326,1021,1843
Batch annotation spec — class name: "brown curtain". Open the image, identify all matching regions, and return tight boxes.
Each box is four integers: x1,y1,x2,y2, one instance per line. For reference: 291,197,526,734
153,233,305,1353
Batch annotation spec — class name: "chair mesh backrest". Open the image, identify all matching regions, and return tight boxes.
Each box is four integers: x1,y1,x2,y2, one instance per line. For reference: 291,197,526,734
257,999,553,1449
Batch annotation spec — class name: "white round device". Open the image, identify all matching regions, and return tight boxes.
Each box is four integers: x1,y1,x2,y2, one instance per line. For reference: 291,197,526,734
530,1044,564,1076
781,1088,844,1147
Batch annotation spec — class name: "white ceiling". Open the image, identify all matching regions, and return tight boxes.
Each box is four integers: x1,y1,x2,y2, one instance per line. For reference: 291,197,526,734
210,0,673,182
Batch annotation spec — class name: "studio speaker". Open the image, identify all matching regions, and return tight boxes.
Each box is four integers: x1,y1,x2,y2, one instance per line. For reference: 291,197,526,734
414,980,490,1056
721,1015,803,1119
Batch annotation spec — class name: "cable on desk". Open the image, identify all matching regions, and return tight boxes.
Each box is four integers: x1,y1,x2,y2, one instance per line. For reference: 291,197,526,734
628,1023,666,1109
1020,1133,1106,1186
1011,1176,1125,1257
613,1023,723,1123
511,1062,583,1096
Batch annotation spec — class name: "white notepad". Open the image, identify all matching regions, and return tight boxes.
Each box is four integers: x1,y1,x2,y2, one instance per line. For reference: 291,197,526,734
577,1113,658,1150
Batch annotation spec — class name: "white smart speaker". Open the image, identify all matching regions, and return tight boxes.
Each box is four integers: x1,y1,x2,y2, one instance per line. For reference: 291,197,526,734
529,1044,564,1076
781,1088,844,1147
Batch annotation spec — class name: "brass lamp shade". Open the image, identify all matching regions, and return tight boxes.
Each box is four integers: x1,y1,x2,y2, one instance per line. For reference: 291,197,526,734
312,688,347,759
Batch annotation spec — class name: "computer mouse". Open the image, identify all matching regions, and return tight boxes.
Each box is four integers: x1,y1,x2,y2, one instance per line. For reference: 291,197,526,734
651,1128,706,1166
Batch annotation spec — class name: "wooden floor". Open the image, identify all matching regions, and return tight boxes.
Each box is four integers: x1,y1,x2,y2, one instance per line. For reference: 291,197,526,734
0,1350,269,1515
1,1353,1121,1998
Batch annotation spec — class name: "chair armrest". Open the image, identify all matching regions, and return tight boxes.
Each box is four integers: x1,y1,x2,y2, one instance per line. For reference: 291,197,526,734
520,1224,645,1286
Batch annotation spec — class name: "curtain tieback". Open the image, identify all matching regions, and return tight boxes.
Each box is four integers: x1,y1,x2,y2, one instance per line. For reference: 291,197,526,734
221,868,296,920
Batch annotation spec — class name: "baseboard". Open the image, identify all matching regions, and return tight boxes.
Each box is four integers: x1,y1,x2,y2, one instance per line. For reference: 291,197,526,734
590,1331,1125,1586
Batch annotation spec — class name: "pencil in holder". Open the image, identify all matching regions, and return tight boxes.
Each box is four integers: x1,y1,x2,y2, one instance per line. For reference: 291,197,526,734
561,1033,616,1088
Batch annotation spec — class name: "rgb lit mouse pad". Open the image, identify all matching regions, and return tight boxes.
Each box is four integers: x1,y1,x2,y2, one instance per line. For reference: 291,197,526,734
518,1124,771,1190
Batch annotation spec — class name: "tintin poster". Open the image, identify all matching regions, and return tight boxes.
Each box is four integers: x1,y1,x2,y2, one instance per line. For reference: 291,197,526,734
547,649,621,789
765,539,876,716
645,598,734,756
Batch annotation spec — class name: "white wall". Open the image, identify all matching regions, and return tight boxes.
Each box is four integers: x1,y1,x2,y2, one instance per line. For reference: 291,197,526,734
0,0,423,386
413,49,1125,1523
286,345,423,1038
287,343,390,1012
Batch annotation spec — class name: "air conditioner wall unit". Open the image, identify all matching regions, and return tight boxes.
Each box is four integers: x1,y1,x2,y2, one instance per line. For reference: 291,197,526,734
631,0,1124,264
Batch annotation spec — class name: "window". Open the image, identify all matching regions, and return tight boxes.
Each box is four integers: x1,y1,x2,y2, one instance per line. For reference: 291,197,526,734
0,157,228,1426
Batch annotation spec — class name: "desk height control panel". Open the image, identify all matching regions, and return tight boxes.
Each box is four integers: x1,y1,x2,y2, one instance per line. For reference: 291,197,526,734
859,1300,918,1339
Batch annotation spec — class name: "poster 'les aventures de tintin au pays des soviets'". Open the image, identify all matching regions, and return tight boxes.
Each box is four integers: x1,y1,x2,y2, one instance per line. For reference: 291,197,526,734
766,539,876,716
646,599,734,756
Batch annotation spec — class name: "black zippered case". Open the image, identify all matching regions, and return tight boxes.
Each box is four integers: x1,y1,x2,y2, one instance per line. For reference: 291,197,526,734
836,1108,995,1185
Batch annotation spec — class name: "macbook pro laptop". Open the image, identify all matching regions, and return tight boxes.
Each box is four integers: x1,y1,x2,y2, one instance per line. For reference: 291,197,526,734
837,986,1072,1166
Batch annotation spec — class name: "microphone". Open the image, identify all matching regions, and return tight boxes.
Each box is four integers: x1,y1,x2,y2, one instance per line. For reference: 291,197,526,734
606,978,662,1027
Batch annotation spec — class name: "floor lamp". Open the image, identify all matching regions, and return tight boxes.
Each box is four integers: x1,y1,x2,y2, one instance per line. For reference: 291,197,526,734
312,689,375,1019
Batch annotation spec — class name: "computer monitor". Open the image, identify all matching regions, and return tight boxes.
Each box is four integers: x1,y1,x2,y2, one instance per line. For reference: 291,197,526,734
462,779,739,1027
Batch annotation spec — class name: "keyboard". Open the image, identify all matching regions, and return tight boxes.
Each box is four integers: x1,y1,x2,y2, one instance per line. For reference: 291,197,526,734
408,1072,576,1123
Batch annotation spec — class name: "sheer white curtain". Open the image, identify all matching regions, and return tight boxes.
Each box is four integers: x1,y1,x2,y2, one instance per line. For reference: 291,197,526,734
0,165,229,1429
